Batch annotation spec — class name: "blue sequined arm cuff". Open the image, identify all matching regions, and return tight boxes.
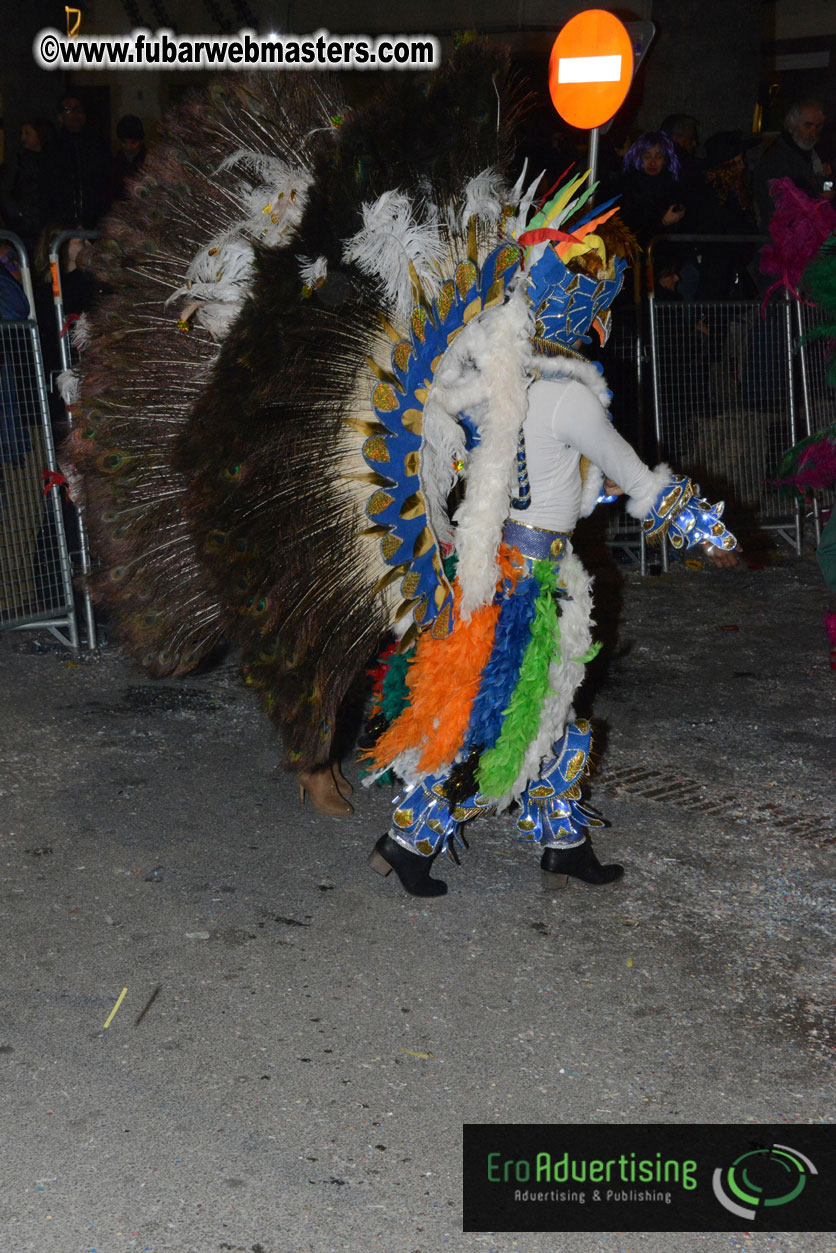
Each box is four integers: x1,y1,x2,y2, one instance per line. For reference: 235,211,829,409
641,475,738,552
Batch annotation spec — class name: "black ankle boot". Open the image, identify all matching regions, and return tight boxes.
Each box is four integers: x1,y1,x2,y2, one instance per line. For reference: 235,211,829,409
368,833,448,897
539,838,624,890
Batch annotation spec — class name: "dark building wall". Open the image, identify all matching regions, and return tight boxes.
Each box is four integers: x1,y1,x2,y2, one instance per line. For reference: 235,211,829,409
640,0,763,138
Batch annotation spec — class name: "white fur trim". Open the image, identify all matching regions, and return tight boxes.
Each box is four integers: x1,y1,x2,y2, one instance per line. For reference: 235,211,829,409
579,462,605,517
526,346,612,409
624,463,675,520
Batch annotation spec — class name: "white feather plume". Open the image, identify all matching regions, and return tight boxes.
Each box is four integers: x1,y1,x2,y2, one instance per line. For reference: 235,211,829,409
238,175,311,248
166,236,255,337
71,313,92,350
342,190,447,323
297,254,328,289
505,161,545,238
459,167,506,230
57,367,81,405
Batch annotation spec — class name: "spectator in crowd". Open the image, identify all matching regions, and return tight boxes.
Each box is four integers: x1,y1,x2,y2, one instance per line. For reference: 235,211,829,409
111,114,147,202
697,130,758,299
659,114,707,299
753,99,834,229
618,130,688,248
5,118,56,256
45,94,111,229
660,113,699,159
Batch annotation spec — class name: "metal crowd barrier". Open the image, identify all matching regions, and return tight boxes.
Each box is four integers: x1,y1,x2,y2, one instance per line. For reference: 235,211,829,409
0,231,79,647
643,234,836,570
48,229,100,649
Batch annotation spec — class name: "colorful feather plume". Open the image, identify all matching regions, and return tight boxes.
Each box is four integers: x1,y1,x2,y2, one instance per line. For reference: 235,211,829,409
476,558,564,798
760,178,836,300
773,425,836,498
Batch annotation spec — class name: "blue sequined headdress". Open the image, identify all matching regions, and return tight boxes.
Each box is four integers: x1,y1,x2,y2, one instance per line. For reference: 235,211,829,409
518,171,628,348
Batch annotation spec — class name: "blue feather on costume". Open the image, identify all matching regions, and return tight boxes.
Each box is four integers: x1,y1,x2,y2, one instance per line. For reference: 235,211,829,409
463,574,538,752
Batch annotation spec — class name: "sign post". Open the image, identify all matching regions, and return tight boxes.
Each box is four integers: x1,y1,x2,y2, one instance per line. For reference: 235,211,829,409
548,10,655,195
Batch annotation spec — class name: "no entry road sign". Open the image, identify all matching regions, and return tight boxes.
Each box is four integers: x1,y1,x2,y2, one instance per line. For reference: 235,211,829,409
549,9,635,130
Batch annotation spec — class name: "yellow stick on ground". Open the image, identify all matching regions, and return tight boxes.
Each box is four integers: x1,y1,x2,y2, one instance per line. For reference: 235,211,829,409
102,988,128,1030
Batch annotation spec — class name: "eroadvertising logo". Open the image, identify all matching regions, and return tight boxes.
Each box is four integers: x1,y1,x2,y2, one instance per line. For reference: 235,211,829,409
712,1143,817,1220
462,1124,836,1233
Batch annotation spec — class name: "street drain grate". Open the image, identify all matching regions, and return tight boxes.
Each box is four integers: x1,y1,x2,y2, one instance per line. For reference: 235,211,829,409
596,765,835,845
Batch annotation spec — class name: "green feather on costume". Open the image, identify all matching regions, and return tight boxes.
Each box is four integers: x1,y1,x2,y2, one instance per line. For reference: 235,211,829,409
381,648,415,723
476,559,562,798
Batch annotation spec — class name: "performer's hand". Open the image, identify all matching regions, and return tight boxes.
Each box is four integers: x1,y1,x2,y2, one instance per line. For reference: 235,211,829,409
701,541,740,568
604,477,624,496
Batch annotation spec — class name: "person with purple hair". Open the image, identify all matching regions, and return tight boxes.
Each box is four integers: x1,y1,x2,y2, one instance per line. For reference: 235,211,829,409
617,130,688,249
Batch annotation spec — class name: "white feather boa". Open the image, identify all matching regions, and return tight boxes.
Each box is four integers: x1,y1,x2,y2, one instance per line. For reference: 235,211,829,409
429,285,533,619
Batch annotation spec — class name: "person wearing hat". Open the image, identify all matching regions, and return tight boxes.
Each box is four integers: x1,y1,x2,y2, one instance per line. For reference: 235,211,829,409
111,115,147,203
697,130,758,299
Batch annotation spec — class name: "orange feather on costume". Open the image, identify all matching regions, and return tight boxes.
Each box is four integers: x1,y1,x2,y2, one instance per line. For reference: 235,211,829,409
369,546,525,775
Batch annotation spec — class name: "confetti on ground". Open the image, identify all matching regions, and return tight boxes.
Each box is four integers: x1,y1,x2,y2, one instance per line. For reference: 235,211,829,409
102,987,127,1029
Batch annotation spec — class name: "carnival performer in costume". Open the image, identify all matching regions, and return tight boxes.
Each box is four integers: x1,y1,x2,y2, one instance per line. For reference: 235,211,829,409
359,185,739,898
62,45,738,857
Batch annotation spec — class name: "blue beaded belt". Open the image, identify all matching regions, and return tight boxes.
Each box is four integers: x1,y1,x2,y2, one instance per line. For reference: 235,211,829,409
503,518,573,562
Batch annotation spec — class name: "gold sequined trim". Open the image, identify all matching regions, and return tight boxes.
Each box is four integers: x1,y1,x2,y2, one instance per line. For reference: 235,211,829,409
564,749,586,782
401,571,420,598
430,604,452,638
411,307,427,343
381,533,403,560
436,280,456,323
367,489,394,516
363,435,390,463
455,260,478,298
393,341,412,372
